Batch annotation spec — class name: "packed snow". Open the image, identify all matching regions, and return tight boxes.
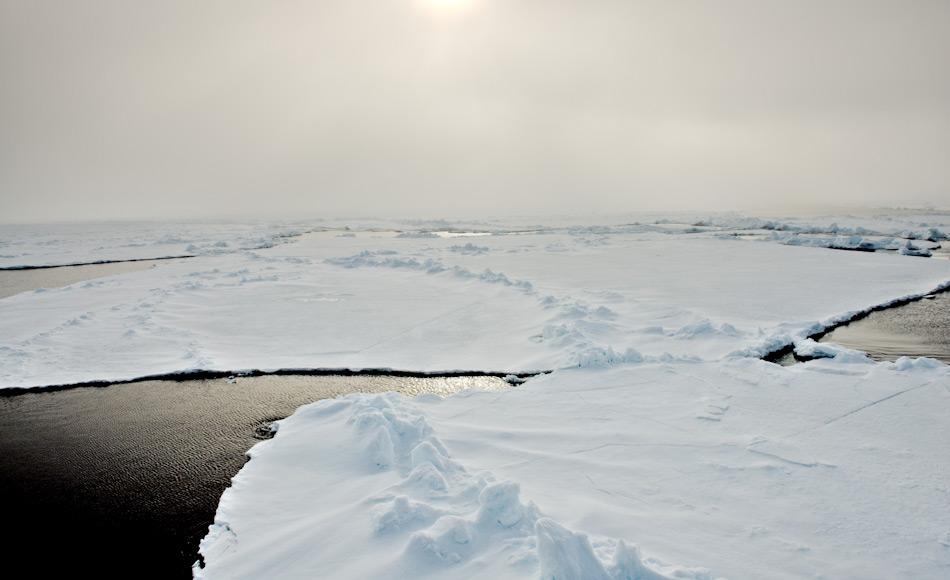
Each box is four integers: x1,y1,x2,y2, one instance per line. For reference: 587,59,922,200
2,217,948,388
196,358,950,580
1,211,949,578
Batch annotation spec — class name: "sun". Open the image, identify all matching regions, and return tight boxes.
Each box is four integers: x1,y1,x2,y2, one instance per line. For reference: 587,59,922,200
421,0,475,12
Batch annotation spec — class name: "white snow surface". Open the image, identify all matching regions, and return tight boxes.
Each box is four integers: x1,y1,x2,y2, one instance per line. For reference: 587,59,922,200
1,219,948,388
1,213,950,578
197,359,950,580
0,220,314,268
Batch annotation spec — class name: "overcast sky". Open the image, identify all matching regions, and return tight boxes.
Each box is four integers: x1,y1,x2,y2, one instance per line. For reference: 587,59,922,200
1,0,948,222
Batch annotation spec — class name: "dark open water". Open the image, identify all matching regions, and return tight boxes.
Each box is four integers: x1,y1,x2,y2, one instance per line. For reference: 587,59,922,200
819,291,950,364
0,375,507,578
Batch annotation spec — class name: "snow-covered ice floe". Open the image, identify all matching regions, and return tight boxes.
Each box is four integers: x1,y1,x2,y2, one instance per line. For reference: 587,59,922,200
2,216,948,388
1,212,949,578
0,220,314,269
196,358,950,579
195,385,719,580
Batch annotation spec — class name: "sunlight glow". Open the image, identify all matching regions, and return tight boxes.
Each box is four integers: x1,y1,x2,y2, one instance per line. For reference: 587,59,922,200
421,0,475,12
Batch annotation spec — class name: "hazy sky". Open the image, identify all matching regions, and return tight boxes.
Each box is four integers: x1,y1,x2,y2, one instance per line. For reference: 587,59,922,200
1,0,948,222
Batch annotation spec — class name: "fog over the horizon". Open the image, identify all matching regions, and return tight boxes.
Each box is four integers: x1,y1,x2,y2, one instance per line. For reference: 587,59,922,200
1,0,948,223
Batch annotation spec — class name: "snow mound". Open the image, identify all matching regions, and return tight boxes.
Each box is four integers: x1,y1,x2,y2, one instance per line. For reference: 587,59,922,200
196,393,710,579
793,339,871,363
673,320,742,339
449,243,491,255
899,241,933,257
326,251,535,292
537,519,711,580
886,356,948,371
771,233,896,252
573,347,645,368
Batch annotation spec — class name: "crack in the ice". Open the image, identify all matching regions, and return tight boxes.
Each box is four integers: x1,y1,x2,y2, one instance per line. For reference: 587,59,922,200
584,474,650,505
780,379,939,439
568,442,736,456
756,280,950,364
819,380,936,429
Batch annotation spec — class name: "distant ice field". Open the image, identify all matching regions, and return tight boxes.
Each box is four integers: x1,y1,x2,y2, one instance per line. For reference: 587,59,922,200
1,213,948,389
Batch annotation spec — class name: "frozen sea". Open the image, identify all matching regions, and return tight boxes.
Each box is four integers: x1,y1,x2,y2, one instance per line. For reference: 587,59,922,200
1,210,949,579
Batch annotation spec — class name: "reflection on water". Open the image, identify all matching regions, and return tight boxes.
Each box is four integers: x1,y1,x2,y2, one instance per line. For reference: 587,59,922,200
431,230,492,238
302,229,494,241
931,245,950,260
0,260,158,299
820,292,950,364
0,374,508,579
